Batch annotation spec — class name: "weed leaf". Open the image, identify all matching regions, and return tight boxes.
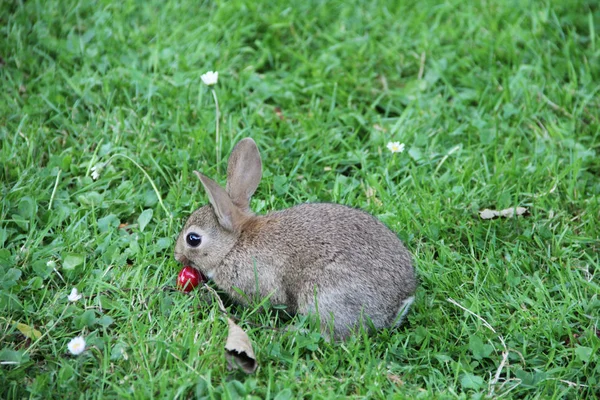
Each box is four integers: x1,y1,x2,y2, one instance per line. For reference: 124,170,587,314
63,254,85,270
574,346,593,363
138,209,153,232
460,373,484,390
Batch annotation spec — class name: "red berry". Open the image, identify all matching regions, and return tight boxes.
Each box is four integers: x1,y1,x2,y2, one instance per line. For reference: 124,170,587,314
177,266,205,292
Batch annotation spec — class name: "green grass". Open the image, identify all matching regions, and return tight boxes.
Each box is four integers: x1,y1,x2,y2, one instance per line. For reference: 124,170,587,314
1,0,599,398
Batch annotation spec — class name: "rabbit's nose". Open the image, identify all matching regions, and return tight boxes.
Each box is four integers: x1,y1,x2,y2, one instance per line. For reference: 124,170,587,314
174,253,190,265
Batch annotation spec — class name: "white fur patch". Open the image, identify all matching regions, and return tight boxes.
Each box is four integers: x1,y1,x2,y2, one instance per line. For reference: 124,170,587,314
394,296,415,326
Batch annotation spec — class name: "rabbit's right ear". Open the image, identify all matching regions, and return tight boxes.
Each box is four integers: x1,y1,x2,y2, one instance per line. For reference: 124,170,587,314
195,171,243,232
226,138,262,212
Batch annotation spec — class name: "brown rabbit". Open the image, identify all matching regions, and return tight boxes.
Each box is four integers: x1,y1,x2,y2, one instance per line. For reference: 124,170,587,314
174,138,417,339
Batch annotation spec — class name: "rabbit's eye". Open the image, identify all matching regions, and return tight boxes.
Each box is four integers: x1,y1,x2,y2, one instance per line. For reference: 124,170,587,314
186,232,202,247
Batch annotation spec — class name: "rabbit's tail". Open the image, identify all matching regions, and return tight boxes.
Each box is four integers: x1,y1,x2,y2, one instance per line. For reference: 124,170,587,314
393,296,415,327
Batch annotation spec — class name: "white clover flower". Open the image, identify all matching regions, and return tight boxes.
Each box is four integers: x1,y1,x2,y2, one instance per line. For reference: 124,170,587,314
46,260,57,268
67,336,86,355
386,141,405,153
201,71,219,86
68,288,82,302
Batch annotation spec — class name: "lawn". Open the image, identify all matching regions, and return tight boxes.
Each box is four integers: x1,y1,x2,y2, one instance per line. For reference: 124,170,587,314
1,0,599,398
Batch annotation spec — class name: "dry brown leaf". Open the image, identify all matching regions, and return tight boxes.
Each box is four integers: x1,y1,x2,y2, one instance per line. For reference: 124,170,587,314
224,318,257,374
479,207,528,220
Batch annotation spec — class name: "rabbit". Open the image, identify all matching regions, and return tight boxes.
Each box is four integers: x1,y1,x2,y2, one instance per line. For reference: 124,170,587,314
174,138,417,339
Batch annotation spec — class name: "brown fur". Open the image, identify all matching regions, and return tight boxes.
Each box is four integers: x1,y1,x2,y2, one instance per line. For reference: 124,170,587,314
174,138,417,339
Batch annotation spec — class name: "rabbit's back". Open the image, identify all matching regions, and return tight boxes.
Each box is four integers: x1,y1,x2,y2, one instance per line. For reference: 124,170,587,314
261,203,412,275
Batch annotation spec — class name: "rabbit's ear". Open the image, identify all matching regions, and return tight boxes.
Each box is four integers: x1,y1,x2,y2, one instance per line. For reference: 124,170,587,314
226,138,262,211
195,171,242,232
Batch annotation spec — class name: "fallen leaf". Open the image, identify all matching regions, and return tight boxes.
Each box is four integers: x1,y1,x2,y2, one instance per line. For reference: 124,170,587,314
479,207,528,220
479,209,497,220
203,284,258,374
0,318,42,340
224,318,257,374
499,207,528,218
16,322,42,339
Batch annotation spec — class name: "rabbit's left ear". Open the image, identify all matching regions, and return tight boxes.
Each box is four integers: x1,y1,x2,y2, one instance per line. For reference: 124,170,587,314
195,171,243,232
226,138,262,212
